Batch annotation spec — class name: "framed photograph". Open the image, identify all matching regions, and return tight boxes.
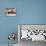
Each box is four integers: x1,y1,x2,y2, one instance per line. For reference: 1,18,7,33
5,8,16,16
18,24,46,41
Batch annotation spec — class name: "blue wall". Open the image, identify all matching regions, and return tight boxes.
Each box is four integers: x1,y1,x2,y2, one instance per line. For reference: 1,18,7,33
0,0,46,44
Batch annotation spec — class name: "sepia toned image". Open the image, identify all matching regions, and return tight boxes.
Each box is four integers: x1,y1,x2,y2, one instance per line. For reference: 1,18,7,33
4,8,16,16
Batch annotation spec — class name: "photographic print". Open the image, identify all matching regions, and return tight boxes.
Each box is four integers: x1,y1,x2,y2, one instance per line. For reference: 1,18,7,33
18,24,46,46
18,24,46,41
5,8,16,16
